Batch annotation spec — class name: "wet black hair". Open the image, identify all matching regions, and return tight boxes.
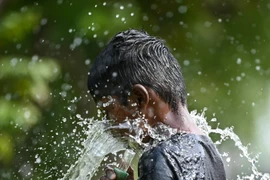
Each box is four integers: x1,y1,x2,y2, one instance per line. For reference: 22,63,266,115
88,29,186,111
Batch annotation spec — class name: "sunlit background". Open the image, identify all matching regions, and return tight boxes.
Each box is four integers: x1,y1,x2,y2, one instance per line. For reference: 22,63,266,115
0,0,269,179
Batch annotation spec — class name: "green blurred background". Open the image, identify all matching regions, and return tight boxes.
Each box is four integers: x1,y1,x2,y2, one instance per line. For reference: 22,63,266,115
0,0,269,179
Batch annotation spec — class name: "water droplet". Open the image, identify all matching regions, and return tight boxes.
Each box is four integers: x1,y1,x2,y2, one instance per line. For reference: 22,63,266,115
40,18,47,25
143,15,149,21
10,58,18,67
200,87,207,93
112,72,117,77
5,94,11,100
35,156,41,164
131,103,137,107
104,30,109,35
166,11,174,18
204,21,212,27
255,59,260,64
16,44,21,49
251,49,256,54
211,118,217,122
178,6,187,14
24,111,31,119
151,4,157,10
236,76,242,81
236,58,242,64
85,59,91,65
255,35,260,40
152,25,160,32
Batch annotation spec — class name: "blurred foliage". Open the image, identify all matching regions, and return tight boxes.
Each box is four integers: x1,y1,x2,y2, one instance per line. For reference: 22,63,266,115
0,0,270,179
0,7,41,46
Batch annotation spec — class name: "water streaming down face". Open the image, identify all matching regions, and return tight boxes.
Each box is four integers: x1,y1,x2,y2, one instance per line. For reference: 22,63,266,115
60,114,178,179
61,104,269,180
61,119,128,180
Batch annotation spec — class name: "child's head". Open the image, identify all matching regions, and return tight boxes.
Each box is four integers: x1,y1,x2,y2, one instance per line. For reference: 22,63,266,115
88,29,186,113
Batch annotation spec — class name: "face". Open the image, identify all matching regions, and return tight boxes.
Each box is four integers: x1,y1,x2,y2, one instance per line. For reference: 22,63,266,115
97,95,139,124
94,85,171,143
96,95,147,141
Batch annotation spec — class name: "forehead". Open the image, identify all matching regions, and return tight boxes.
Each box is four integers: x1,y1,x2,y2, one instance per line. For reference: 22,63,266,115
96,95,118,107
101,95,117,102
90,82,130,99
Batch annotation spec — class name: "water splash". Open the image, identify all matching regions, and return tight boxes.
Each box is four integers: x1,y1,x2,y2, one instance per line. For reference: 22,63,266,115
191,109,270,180
61,120,127,180
61,109,270,180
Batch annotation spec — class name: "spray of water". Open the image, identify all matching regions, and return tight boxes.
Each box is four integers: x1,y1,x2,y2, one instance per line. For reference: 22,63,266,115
61,108,270,180
61,119,127,180
191,109,270,180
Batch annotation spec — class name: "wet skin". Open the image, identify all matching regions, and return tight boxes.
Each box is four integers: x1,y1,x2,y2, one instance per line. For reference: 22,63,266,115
97,84,174,141
98,84,203,136
98,84,203,180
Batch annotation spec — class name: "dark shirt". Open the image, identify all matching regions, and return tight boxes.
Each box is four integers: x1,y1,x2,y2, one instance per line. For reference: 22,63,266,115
138,133,226,180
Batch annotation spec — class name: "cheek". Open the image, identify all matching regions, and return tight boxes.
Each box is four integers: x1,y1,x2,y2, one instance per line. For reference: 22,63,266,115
109,106,132,122
121,106,138,119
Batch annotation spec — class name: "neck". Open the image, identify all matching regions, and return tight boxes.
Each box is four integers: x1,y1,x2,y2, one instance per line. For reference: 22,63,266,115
163,105,204,135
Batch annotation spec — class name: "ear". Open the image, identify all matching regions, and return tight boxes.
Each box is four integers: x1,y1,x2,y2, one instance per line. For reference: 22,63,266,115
132,84,149,110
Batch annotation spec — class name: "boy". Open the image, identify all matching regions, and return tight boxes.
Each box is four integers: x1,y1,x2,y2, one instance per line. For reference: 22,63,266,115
88,29,226,180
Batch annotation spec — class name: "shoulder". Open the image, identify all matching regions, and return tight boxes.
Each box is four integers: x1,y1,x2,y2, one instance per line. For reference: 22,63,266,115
140,133,205,162
139,145,167,170
138,134,207,179
138,145,176,180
